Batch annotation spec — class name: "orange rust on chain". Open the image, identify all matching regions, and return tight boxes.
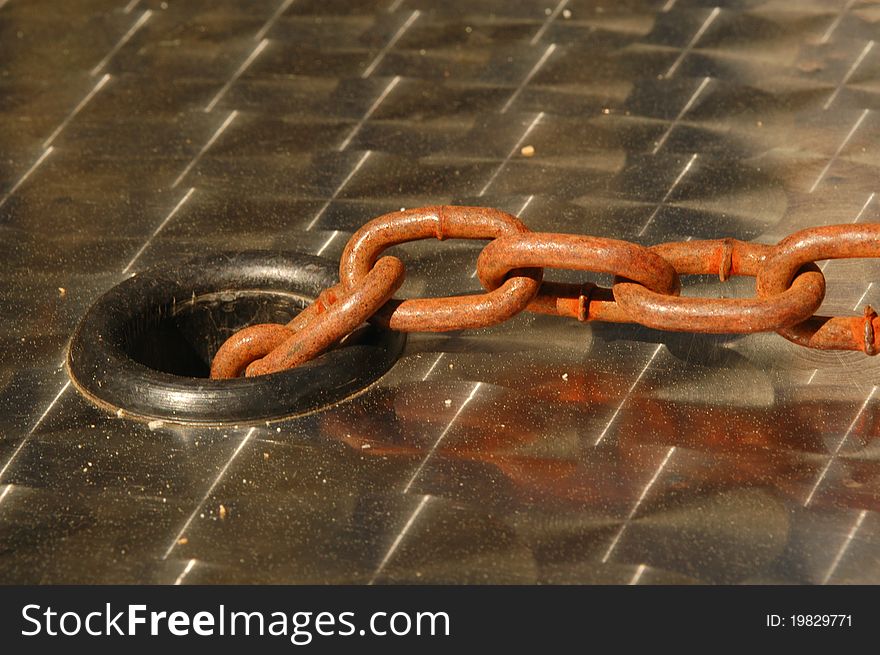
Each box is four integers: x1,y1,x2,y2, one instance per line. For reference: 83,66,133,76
476,232,680,324
210,324,294,380
339,206,543,331
523,281,628,323
210,283,346,379
245,256,406,376
612,240,827,333
756,224,880,354
209,206,880,379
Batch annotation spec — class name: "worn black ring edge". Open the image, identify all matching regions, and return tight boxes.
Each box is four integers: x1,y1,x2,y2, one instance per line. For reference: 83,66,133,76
66,251,406,425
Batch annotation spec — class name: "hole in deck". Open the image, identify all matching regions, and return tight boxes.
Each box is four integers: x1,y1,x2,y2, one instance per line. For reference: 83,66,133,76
67,252,406,424
124,290,306,378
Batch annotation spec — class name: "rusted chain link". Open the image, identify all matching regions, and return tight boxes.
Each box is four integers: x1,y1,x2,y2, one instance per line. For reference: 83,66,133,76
612,240,826,333
756,224,880,354
210,282,346,379
210,257,405,379
477,232,680,325
210,206,880,379
341,205,542,331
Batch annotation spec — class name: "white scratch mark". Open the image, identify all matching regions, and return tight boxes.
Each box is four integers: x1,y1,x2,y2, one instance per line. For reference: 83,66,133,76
0,146,54,209
0,380,71,482
28,380,71,436
174,559,196,586
810,108,869,193
404,382,482,492
638,153,697,236
205,39,269,112
663,7,719,79
0,485,12,507
595,344,663,446
854,283,873,311
44,74,111,148
821,510,867,584
369,495,430,584
530,0,569,45
501,43,556,114
388,0,405,10
91,9,152,76
478,112,544,196
339,75,401,151
852,192,875,223
602,447,676,562
255,0,295,41
820,0,856,44
652,76,711,155
164,427,257,559
174,559,198,585
421,353,445,381
307,150,372,231
172,110,238,188
824,40,874,110
123,187,196,274
807,368,819,385
661,0,677,12
123,0,140,14
804,385,876,507
516,194,536,218
315,230,341,256
362,10,419,79
628,563,647,585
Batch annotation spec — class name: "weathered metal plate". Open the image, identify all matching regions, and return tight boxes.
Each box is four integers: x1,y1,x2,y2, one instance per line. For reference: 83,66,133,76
1,0,878,584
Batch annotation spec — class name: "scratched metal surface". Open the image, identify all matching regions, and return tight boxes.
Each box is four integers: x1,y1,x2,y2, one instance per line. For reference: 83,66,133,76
1,0,880,585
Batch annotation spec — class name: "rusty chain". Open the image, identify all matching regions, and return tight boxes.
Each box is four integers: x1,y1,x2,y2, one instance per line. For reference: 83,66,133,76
209,205,880,379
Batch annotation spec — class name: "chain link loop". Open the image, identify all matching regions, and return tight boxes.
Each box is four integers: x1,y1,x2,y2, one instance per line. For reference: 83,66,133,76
340,205,542,331
209,207,880,378
612,240,826,333
756,224,880,354
477,232,681,326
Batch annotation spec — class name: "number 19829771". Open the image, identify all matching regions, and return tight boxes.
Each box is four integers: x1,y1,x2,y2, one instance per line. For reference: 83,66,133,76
766,615,852,628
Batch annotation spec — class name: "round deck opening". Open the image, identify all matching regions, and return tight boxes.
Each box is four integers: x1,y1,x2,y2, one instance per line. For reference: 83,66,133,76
67,251,405,424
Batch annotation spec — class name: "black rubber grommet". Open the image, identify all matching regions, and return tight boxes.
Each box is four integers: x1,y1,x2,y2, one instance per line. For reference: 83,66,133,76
67,251,406,424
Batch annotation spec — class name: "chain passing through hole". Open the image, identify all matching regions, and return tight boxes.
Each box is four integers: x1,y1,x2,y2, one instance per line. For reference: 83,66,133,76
209,206,880,379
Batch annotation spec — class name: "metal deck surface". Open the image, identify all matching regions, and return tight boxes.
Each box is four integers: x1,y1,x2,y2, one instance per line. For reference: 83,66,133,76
2,0,880,584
